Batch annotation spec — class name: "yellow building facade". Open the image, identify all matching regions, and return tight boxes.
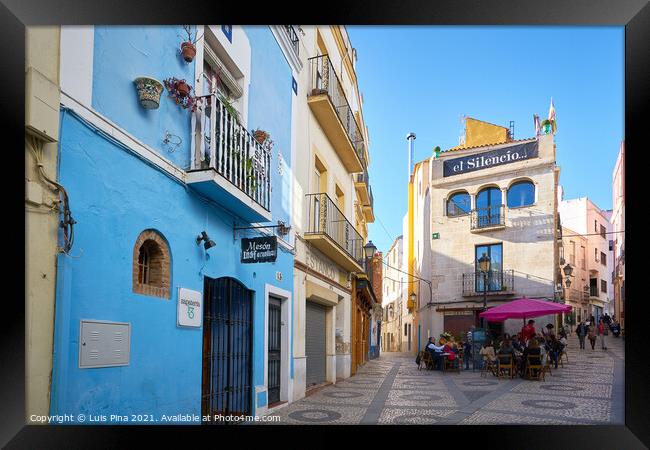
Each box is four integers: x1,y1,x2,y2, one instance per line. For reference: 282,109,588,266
25,26,62,420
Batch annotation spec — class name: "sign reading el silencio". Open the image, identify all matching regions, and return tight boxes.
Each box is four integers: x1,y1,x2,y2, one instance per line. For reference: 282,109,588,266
177,288,202,328
443,141,538,177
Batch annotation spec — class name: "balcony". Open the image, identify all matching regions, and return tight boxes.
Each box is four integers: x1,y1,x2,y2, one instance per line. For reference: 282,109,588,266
187,94,272,223
462,270,515,297
470,205,505,232
282,26,299,57
355,168,371,205
566,288,590,304
307,54,365,173
305,193,364,272
363,185,375,223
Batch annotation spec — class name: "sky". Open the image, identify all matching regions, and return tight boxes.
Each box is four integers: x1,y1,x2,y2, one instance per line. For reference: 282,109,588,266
346,26,624,254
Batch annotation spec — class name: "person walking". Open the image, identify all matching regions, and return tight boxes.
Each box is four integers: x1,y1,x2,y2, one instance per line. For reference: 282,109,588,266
598,318,609,350
576,321,587,350
587,322,597,350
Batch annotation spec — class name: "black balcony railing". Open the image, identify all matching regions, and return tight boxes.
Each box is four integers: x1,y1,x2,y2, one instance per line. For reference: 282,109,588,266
282,26,299,56
308,54,365,162
471,205,505,230
305,193,364,264
462,270,514,296
367,184,374,210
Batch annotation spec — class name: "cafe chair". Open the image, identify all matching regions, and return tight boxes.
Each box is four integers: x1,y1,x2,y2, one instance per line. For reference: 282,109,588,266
560,349,569,365
418,351,434,370
497,354,515,379
480,359,497,378
444,355,461,373
525,355,545,381
542,354,553,377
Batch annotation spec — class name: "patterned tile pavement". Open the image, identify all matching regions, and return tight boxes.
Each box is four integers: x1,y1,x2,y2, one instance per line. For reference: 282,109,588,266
261,333,624,425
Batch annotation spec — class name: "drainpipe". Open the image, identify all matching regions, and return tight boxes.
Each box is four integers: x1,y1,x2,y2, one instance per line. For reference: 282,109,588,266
406,132,416,353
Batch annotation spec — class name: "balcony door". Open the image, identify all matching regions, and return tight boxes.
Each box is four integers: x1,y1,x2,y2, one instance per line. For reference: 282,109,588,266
475,243,503,292
476,187,502,228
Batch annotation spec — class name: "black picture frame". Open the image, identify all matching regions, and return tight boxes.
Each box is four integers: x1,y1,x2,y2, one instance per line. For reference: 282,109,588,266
2,0,647,448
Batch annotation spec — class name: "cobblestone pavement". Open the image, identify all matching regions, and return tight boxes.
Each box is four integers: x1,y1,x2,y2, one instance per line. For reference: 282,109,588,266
263,333,624,425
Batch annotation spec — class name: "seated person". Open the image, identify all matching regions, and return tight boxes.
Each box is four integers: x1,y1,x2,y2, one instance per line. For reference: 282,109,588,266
522,337,542,376
426,338,445,370
497,338,515,369
443,342,458,367
498,338,515,355
512,334,525,352
479,340,496,369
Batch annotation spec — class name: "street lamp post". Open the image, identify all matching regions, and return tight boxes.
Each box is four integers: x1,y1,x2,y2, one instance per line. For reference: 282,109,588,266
478,253,491,329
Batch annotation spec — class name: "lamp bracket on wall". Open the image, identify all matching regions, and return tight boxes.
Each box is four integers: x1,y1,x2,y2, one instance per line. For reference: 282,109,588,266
233,220,292,240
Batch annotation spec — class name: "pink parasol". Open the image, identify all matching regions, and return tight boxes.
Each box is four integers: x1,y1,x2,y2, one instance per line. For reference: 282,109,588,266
479,297,572,322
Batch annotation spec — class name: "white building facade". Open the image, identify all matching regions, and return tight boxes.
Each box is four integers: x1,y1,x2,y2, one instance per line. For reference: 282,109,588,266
558,197,614,322
411,131,561,342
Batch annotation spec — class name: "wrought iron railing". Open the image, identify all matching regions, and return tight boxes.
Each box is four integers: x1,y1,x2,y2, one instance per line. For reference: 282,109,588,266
308,54,365,163
305,192,364,264
282,26,299,56
367,184,374,211
590,286,599,297
566,288,590,304
462,270,514,296
471,205,505,230
194,93,271,211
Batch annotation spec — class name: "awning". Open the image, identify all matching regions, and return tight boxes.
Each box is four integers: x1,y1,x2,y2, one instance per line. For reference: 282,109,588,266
479,296,572,322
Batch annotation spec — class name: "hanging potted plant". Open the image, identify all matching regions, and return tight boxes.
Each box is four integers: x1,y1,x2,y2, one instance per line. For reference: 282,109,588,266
251,128,274,151
133,76,165,109
163,77,201,112
179,25,203,63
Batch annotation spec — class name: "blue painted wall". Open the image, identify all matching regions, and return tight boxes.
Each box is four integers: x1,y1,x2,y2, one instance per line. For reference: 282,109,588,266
51,25,294,421
93,26,196,170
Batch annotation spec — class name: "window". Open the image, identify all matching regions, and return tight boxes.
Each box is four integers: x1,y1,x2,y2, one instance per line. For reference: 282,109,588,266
569,241,576,265
601,280,607,293
600,225,606,239
594,220,598,232
507,180,535,208
133,230,171,299
595,248,599,262
404,324,408,336
601,252,606,266
475,243,503,292
580,246,586,269
446,191,471,217
475,187,502,227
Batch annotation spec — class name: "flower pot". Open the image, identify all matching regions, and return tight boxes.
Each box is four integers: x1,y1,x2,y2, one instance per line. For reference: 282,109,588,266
181,42,196,63
253,131,269,145
176,80,191,97
133,76,164,109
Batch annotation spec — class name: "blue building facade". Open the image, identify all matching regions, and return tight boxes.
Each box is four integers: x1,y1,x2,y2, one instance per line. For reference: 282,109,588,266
51,25,296,422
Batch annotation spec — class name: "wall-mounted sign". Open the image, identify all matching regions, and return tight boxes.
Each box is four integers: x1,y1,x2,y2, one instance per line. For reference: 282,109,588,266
432,233,440,240
178,288,202,328
241,236,277,263
443,141,538,177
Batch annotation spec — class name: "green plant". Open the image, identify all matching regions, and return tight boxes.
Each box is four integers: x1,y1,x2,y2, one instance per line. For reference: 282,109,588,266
244,157,258,193
219,94,240,121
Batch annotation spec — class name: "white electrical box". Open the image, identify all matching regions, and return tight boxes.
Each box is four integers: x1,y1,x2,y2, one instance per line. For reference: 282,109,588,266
25,66,60,143
79,320,131,368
